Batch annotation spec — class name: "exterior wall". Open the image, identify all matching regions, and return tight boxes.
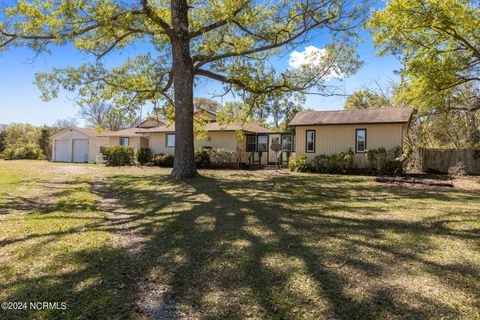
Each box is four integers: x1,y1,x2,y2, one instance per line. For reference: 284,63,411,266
89,137,110,163
295,123,405,167
149,131,246,162
51,129,109,163
108,136,149,149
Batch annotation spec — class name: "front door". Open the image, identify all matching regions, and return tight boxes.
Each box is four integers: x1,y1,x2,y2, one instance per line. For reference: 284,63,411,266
268,134,282,164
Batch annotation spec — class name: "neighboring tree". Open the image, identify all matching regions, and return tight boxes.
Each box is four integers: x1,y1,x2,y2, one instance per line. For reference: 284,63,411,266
369,0,480,112
413,83,480,149
52,117,78,129
1,123,41,147
1,0,366,178
78,103,140,131
37,126,53,160
0,124,6,152
344,89,391,110
193,98,222,113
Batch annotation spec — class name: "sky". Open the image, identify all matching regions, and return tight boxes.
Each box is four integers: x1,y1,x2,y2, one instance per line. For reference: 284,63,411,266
0,6,401,127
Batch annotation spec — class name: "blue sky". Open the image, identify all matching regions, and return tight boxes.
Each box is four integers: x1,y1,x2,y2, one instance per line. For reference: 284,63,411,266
0,13,401,126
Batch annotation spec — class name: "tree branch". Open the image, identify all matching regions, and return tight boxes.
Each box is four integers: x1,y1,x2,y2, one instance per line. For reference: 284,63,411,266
140,0,174,38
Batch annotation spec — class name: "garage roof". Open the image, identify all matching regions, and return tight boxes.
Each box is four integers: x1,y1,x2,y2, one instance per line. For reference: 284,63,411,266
51,127,99,139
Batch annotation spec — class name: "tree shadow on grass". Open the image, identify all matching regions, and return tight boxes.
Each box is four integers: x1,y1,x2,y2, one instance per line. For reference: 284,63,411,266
1,172,479,319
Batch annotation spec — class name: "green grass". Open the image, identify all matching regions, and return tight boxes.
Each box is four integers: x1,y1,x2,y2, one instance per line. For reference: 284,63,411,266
0,160,479,319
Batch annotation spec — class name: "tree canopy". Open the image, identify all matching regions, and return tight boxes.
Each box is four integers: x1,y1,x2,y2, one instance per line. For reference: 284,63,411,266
344,89,391,110
1,0,367,177
369,0,480,112
78,103,140,131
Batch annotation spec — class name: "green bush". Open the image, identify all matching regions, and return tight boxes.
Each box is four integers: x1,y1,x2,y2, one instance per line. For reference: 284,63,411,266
152,153,174,167
312,148,355,173
288,156,309,172
137,148,152,165
365,146,405,176
195,147,235,168
103,146,135,166
3,143,45,160
209,148,235,164
195,148,211,168
382,160,404,176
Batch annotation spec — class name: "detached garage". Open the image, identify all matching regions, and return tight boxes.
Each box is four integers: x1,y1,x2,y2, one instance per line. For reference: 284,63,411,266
51,128,109,163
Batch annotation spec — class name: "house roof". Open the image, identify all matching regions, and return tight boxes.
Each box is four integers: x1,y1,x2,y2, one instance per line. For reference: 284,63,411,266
51,127,100,139
289,108,414,126
139,121,269,134
98,127,145,137
137,117,165,128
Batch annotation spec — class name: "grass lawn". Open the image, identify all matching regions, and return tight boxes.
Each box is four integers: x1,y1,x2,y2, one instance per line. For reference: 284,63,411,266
0,160,479,319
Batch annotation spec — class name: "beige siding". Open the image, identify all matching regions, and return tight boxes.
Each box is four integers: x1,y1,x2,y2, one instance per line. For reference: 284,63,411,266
149,131,246,162
108,136,149,149
295,123,404,167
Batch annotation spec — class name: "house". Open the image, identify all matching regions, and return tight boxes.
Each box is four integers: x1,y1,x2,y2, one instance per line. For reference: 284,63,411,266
289,107,414,167
51,127,109,163
100,109,274,165
51,107,414,167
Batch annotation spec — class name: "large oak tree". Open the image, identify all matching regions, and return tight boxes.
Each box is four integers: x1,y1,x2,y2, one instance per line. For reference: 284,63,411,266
1,0,366,178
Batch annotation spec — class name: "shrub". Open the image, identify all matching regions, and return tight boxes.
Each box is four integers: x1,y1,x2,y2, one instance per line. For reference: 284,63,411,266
152,153,174,167
366,147,387,172
288,156,309,172
381,160,404,176
3,143,45,160
137,148,152,165
209,148,235,164
448,162,467,178
195,148,211,168
195,147,235,168
365,146,405,176
103,146,135,166
312,148,355,173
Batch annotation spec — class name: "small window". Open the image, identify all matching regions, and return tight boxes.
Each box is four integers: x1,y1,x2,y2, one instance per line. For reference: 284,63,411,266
119,137,129,146
282,135,293,151
306,130,315,153
356,129,366,153
166,134,175,147
257,135,268,152
246,136,257,152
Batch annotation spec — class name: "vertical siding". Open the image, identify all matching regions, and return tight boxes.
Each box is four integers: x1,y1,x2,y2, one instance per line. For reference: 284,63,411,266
295,124,404,167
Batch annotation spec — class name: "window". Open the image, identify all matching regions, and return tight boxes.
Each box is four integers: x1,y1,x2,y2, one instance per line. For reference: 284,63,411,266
356,129,366,153
282,135,293,151
119,137,129,146
306,130,315,153
246,135,257,152
257,135,268,152
166,134,175,147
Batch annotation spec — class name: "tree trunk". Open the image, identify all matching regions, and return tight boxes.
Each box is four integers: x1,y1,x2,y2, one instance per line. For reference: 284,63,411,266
171,0,197,178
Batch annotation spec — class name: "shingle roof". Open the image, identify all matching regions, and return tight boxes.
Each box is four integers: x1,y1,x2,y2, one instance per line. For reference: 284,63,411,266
98,128,144,137
289,108,414,126
51,127,101,139
139,121,269,134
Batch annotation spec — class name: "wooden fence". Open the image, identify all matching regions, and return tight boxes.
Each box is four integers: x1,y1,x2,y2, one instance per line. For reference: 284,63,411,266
419,148,480,174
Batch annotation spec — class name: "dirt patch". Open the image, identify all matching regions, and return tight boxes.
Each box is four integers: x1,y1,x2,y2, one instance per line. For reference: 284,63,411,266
46,164,104,175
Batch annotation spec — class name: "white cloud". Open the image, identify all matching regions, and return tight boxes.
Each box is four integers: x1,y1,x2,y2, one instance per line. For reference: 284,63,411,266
288,46,328,69
288,45,343,79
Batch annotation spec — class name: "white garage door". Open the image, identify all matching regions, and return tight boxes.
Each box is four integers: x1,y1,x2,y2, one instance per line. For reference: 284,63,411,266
55,140,71,162
73,139,89,163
